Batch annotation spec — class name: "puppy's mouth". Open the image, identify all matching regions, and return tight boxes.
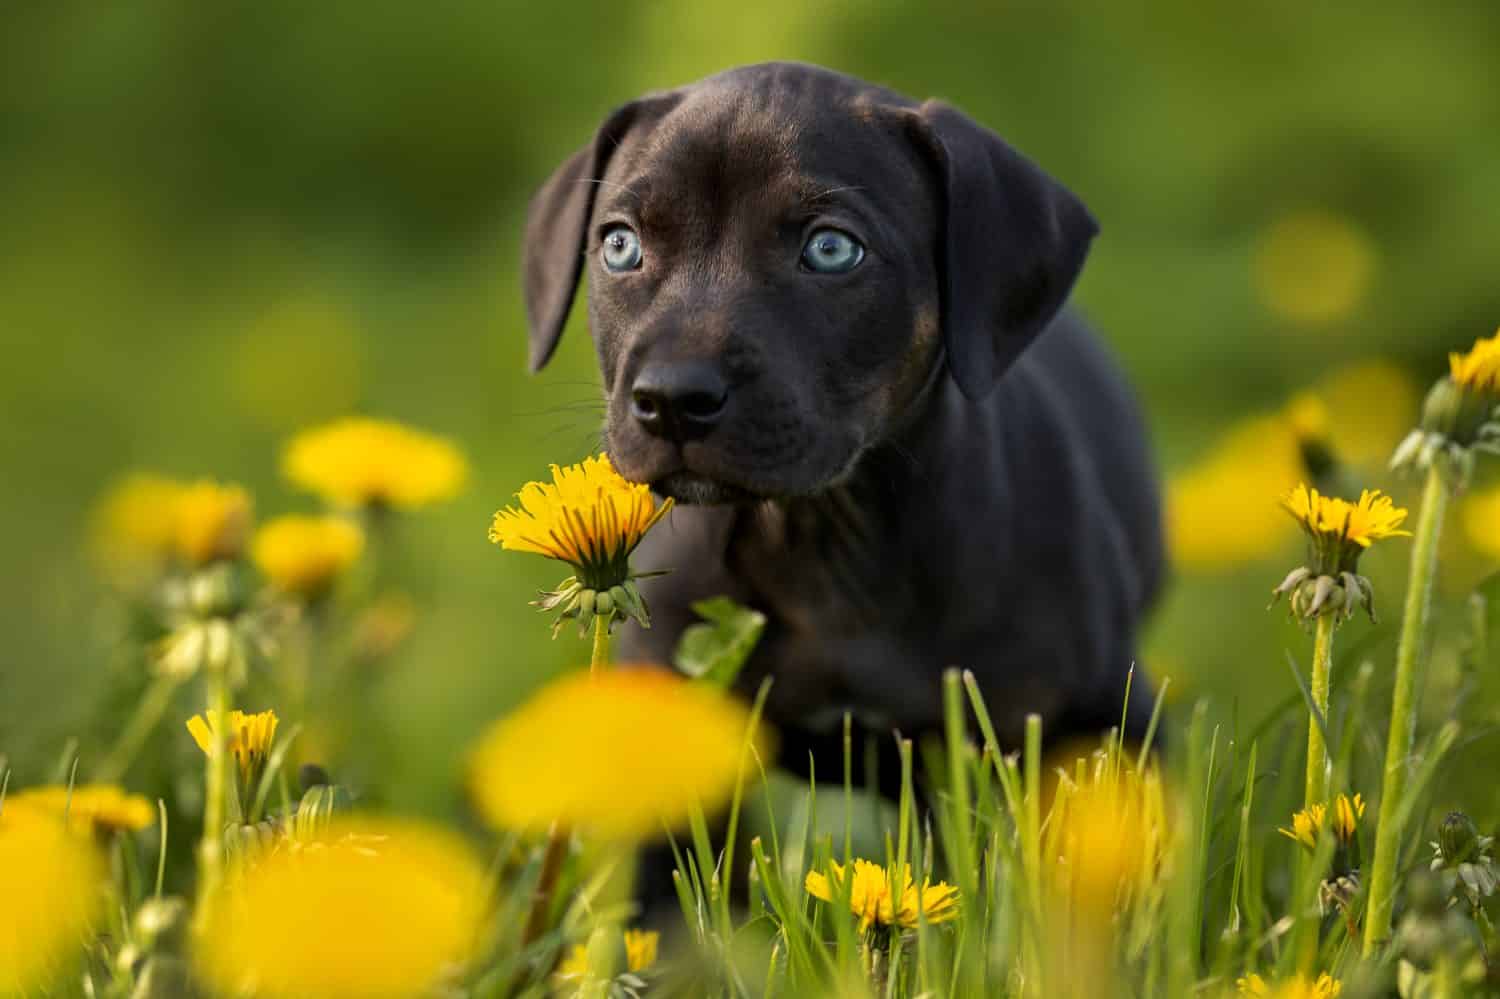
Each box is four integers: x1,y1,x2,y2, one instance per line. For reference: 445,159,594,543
652,470,762,506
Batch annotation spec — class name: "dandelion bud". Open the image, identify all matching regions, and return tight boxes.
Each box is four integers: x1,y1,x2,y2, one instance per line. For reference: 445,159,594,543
491,455,671,638
202,618,236,676
1392,330,1500,483
186,562,246,619
1438,811,1482,866
132,896,187,955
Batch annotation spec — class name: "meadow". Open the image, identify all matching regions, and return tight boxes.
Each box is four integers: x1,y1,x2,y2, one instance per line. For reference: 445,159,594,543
5,3,1500,997
4,338,1500,997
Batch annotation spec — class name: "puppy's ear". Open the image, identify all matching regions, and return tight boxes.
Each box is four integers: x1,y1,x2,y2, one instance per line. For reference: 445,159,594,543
906,101,1098,400
522,93,680,373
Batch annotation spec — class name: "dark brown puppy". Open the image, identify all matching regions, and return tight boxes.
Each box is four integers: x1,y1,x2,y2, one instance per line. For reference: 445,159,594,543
522,61,1163,802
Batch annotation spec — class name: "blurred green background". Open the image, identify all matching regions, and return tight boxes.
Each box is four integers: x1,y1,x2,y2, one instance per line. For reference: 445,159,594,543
4,1,1500,817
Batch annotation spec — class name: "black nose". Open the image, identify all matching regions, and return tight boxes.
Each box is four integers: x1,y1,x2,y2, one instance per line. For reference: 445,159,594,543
630,362,728,441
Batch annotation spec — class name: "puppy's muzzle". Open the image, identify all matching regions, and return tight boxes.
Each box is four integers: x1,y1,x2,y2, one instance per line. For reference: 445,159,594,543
629,361,728,442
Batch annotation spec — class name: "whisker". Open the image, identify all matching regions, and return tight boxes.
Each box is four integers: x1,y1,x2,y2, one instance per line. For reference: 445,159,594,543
806,184,866,205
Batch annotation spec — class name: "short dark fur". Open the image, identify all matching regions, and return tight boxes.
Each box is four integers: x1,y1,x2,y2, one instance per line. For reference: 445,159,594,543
523,61,1163,803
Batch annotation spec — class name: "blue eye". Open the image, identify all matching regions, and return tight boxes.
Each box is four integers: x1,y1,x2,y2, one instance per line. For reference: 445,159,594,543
601,225,642,272
800,228,864,273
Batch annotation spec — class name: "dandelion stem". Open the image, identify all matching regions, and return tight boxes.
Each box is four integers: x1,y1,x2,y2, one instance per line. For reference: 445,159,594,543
590,609,613,674
520,613,613,962
1303,613,1336,809
1364,460,1449,954
194,665,231,932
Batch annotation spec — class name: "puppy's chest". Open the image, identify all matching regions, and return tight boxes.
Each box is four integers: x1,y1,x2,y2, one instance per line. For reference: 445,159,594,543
727,506,937,730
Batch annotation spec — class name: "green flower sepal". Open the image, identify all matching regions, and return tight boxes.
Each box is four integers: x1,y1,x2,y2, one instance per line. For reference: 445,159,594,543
1390,377,1500,488
534,572,663,638
1270,566,1376,623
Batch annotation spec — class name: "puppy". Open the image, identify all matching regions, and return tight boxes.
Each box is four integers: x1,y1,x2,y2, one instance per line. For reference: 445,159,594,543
521,62,1163,801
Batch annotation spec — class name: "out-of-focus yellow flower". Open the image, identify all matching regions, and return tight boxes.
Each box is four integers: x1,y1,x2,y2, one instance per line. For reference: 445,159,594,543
1237,971,1342,998
187,709,280,782
554,928,660,983
0,807,105,994
1168,361,1418,573
1315,361,1420,465
172,480,253,565
623,929,658,973
555,945,591,981
804,858,960,931
1461,484,1500,560
6,784,155,835
1252,210,1375,325
195,815,487,999
1049,759,1168,922
1168,415,1304,570
1278,793,1364,851
90,473,187,574
283,417,467,510
1448,330,1500,395
468,667,764,841
251,514,364,597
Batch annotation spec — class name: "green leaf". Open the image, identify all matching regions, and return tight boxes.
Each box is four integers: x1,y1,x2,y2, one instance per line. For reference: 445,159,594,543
672,596,766,689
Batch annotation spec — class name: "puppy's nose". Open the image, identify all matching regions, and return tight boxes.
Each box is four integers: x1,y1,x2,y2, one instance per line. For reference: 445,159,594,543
630,362,728,441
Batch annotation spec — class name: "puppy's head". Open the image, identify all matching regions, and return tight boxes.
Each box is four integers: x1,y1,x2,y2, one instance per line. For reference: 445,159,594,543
523,63,1096,503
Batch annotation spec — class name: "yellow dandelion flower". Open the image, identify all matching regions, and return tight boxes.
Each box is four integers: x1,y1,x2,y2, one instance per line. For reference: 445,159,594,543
1449,330,1500,395
6,784,155,835
468,667,764,841
89,473,187,575
1273,487,1406,619
283,416,467,510
554,928,659,983
251,514,364,597
805,858,960,931
194,815,487,999
491,455,674,635
1279,803,1325,850
1252,210,1375,325
187,709,280,781
1281,484,1410,550
1277,484,1409,594
1278,793,1363,851
623,928,659,973
555,944,591,980
1237,971,1342,998
172,479,253,566
1332,792,1366,843
0,806,105,994
490,454,671,587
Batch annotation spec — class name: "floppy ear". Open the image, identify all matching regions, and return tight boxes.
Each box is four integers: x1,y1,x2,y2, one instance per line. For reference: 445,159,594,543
905,101,1098,400
522,93,680,372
